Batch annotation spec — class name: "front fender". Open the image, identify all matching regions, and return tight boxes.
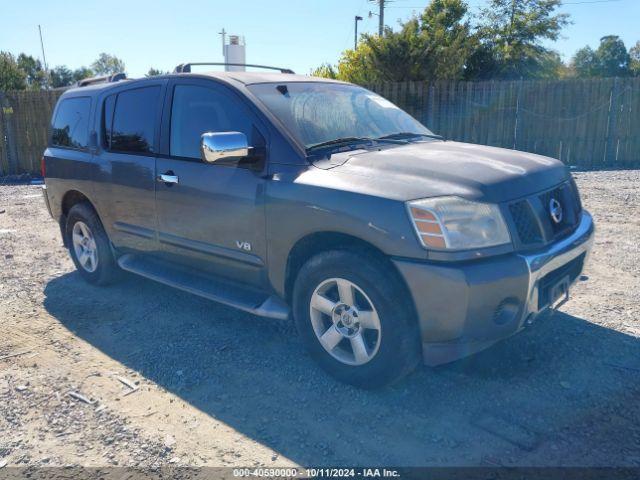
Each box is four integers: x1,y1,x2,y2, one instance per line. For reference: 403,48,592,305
264,176,424,297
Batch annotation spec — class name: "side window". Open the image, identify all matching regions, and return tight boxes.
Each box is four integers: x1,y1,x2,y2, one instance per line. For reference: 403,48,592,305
102,94,115,149
109,86,160,154
52,97,91,149
169,84,261,159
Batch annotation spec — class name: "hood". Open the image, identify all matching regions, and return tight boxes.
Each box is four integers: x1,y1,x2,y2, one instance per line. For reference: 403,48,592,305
312,140,569,203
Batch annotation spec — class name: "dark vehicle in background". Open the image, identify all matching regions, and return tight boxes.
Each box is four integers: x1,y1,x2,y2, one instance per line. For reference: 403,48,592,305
42,65,594,387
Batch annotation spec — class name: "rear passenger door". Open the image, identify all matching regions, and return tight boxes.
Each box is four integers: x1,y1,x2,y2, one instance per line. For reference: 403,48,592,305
92,82,165,254
155,79,269,287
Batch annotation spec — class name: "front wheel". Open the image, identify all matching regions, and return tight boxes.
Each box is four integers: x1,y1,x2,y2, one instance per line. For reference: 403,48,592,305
292,250,421,388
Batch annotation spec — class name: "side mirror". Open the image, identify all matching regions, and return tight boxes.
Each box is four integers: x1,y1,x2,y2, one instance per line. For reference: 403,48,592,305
200,131,250,164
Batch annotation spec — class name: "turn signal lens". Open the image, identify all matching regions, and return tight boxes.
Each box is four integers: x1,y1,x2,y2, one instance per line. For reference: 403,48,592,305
409,206,447,247
407,196,511,250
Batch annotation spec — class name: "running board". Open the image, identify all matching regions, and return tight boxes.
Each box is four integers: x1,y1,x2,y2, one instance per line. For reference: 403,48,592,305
117,254,290,320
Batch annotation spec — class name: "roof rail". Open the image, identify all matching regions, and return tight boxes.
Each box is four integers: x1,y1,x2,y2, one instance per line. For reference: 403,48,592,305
77,73,127,87
173,63,295,74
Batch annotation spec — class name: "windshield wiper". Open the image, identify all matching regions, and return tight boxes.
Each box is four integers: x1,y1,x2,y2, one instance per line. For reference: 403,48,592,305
377,132,444,141
306,137,376,152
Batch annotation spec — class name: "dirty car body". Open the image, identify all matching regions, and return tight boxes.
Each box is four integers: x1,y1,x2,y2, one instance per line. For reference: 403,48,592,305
42,69,594,386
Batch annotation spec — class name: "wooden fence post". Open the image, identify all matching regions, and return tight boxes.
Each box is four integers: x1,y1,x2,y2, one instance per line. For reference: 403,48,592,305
513,78,523,150
604,77,620,166
0,92,19,176
0,93,5,176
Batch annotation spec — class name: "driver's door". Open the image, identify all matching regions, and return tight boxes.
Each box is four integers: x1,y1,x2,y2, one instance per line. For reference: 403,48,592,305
155,79,268,287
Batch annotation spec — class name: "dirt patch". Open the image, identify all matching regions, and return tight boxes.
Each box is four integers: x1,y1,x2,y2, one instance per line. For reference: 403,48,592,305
0,172,639,468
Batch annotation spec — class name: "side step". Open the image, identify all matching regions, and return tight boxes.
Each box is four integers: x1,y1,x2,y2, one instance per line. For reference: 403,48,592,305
117,254,290,320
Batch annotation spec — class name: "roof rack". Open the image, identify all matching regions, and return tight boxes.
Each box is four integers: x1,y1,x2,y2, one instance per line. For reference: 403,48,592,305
77,73,127,87
173,63,295,74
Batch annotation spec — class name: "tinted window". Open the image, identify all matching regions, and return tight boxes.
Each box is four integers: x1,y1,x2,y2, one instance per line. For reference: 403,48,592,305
52,97,91,148
110,86,160,154
102,94,115,149
170,84,258,159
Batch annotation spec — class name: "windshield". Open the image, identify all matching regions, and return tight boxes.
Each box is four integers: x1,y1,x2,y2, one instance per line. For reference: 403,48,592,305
247,82,433,150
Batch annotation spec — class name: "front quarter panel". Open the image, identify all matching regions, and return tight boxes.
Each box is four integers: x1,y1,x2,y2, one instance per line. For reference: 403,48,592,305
265,165,426,297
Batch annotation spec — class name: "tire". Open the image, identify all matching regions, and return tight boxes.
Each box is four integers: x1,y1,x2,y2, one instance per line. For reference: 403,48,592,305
292,250,421,388
65,202,120,285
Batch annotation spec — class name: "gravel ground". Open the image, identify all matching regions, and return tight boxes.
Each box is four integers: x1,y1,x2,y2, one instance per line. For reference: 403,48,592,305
0,170,638,468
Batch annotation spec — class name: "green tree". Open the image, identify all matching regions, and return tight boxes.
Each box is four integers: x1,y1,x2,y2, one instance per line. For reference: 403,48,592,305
310,63,337,79
358,23,424,81
17,54,47,89
571,46,598,77
73,66,94,82
333,43,380,83
475,0,570,79
417,0,477,79
0,52,27,90
91,53,125,75
50,65,75,88
595,35,630,77
48,65,93,88
630,41,640,76
312,31,392,85
314,0,476,83
571,36,632,78
145,67,168,77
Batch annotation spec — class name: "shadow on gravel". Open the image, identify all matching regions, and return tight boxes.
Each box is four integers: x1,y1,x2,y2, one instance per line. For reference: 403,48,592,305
44,271,640,466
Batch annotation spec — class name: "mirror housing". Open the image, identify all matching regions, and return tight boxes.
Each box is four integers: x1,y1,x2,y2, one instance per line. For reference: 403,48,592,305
200,132,250,164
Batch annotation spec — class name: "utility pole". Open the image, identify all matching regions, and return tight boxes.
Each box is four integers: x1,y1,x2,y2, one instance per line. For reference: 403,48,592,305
218,28,227,56
38,25,50,89
369,0,385,36
354,15,363,50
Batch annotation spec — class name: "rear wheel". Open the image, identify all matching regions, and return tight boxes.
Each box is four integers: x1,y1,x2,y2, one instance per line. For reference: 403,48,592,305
66,203,120,285
293,250,421,388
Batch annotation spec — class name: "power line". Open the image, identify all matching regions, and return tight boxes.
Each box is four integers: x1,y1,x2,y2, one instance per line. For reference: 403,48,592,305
562,0,622,4
387,0,623,7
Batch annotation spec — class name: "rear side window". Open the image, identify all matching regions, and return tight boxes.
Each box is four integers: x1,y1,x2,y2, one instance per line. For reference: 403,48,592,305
52,97,91,149
105,86,160,154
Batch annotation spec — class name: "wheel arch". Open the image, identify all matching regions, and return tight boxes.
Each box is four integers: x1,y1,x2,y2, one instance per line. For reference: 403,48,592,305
59,190,100,248
283,231,416,315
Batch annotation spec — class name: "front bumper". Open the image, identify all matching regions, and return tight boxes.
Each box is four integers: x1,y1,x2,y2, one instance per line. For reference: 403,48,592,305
392,211,595,366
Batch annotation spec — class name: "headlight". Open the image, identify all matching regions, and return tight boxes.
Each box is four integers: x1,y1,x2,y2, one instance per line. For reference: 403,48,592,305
407,196,511,250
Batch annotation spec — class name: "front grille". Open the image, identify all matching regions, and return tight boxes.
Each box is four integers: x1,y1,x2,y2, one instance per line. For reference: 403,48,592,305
539,183,582,238
509,200,542,244
507,180,582,248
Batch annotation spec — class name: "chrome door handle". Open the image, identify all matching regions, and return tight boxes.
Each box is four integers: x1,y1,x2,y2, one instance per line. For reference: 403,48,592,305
157,173,179,184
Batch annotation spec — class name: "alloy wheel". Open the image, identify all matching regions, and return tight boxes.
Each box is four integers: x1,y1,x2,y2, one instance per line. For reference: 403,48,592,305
309,277,382,366
72,221,99,273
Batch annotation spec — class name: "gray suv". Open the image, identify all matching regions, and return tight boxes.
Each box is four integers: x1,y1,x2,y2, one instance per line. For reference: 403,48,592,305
42,65,594,387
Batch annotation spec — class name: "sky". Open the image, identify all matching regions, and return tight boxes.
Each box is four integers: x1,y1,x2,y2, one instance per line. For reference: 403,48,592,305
1,0,639,78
